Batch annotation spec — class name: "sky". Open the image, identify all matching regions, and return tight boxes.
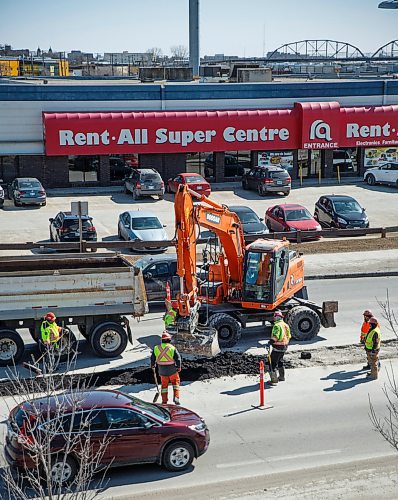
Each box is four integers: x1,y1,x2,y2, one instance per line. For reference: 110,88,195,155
1,0,397,57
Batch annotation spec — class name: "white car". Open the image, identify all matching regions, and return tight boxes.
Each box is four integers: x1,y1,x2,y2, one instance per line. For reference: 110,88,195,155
364,163,398,187
118,210,168,252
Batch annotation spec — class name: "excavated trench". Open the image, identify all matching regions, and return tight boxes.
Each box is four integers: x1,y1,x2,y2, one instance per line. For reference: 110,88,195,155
1,340,397,397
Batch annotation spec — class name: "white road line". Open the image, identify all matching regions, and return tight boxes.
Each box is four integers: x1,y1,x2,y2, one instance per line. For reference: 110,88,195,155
271,449,342,461
217,459,265,469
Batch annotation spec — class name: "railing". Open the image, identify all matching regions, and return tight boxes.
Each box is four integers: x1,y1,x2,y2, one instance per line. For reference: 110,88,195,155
0,226,397,253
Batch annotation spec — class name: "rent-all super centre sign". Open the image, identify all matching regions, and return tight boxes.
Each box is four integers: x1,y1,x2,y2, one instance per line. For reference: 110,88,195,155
43,102,398,156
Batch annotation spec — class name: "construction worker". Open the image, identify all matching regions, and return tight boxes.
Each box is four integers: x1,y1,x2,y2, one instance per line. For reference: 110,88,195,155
151,331,182,405
163,299,177,329
360,310,380,370
267,310,291,385
40,312,62,349
364,317,381,380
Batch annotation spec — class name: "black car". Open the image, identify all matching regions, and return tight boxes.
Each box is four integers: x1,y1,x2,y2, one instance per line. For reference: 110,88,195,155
242,166,291,196
134,255,178,302
314,195,369,229
229,205,269,236
49,212,98,243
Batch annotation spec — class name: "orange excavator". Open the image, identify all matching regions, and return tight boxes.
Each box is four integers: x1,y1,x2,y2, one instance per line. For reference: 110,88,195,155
171,185,338,357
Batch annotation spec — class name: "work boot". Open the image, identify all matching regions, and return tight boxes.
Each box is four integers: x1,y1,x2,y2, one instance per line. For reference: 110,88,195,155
278,367,285,382
173,397,180,405
269,371,279,386
366,373,377,380
362,364,370,370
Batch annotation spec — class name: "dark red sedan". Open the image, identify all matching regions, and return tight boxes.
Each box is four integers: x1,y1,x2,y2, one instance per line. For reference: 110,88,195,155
166,173,211,197
265,203,322,240
5,390,209,486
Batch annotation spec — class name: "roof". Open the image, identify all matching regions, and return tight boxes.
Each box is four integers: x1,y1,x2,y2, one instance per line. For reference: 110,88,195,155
125,210,160,218
229,205,256,213
277,203,307,210
323,194,356,201
15,177,41,182
246,238,289,252
180,172,204,177
255,165,287,172
136,168,159,174
60,211,92,219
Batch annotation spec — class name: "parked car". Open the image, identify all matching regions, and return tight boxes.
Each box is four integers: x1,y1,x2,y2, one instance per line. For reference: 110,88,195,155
364,162,398,187
241,166,291,196
314,195,369,229
110,157,132,180
135,254,178,302
166,173,211,197
5,389,210,485
332,149,354,173
204,153,250,177
9,177,46,207
124,168,165,200
118,210,168,252
49,212,98,243
0,180,5,208
265,203,321,240
229,205,268,236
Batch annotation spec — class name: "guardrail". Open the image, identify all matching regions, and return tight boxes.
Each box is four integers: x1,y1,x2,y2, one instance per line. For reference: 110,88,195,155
0,226,397,253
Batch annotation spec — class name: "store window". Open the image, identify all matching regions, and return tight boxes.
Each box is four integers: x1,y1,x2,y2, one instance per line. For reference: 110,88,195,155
187,152,212,178
109,155,134,181
257,151,293,173
68,156,99,183
364,147,398,169
224,151,251,177
332,148,358,177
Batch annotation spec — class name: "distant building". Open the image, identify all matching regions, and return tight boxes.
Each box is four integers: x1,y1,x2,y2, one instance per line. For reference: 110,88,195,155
0,44,29,57
103,52,153,65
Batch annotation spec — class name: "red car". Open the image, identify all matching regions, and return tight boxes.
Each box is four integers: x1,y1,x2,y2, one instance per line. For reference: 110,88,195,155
5,390,210,486
265,203,322,240
167,173,211,197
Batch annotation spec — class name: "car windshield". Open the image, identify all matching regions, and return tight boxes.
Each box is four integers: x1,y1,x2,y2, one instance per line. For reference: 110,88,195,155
134,258,152,270
236,211,260,224
64,219,93,229
19,181,41,189
269,171,288,180
127,395,170,422
333,200,362,213
131,217,162,230
285,208,313,221
185,175,205,183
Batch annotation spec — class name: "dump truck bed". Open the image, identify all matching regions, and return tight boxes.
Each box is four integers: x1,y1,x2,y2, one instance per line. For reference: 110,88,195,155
0,253,147,321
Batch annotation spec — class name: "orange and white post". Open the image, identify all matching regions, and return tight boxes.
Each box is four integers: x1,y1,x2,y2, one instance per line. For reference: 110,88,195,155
259,360,265,407
165,281,171,302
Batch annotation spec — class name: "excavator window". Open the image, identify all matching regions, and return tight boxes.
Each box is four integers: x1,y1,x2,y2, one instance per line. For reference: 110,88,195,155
243,251,273,303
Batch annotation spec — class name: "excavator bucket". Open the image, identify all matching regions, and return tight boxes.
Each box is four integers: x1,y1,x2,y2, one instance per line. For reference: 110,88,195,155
171,325,220,358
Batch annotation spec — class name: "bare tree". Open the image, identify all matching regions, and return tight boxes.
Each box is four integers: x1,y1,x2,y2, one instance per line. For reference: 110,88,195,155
377,290,398,339
170,45,188,61
2,348,112,499
146,47,163,64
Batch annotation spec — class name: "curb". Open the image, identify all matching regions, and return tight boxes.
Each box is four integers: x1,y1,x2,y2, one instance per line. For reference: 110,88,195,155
306,271,398,280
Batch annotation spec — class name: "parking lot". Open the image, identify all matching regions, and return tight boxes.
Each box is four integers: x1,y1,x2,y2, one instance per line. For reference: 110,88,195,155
0,180,397,255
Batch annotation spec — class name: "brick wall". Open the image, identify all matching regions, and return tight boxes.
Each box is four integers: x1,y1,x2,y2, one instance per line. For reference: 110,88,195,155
44,156,69,188
139,153,187,181
18,156,45,182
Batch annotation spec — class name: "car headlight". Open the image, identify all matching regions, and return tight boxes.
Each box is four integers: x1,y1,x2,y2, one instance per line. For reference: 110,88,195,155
189,422,207,432
337,217,347,225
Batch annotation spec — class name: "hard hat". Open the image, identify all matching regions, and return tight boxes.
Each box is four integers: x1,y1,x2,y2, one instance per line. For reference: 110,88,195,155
363,309,373,317
161,331,172,341
273,310,283,320
45,312,56,321
369,317,378,326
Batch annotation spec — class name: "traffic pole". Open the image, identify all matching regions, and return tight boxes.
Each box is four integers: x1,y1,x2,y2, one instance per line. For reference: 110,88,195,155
259,360,265,407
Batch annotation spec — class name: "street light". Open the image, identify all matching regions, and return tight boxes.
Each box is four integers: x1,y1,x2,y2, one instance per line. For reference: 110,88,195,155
378,1,398,8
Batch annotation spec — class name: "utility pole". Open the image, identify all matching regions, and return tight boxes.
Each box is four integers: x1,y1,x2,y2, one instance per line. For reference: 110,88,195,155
189,0,200,78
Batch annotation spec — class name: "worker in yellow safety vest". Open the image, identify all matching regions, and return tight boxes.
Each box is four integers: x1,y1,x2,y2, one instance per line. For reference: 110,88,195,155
360,310,380,371
267,310,291,385
40,312,62,348
151,331,182,405
163,299,177,329
364,317,381,380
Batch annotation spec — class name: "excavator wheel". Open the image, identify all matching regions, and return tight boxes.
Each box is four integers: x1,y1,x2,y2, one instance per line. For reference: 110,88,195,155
208,313,242,348
285,306,321,341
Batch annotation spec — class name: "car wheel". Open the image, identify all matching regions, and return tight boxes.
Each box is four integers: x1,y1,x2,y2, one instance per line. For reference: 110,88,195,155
50,230,54,242
0,329,25,366
208,313,241,348
366,174,376,186
163,441,195,472
285,306,321,341
38,327,78,360
90,322,128,358
159,194,164,200
266,220,273,231
117,225,122,239
283,190,290,197
42,201,47,206
50,455,78,486
13,199,21,207
242,180,248,190
257,184,265,197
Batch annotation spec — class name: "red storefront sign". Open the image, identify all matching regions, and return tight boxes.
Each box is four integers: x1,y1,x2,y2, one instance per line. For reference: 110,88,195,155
42,103,398,156
43,109,299,156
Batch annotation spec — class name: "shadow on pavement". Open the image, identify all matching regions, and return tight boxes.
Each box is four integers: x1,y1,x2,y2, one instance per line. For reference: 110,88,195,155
322,368,371,392
221,382,260,396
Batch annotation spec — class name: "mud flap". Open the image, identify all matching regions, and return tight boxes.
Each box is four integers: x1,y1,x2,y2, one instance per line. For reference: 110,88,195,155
122,316,133,345
320,301,338,328
171,325,220,357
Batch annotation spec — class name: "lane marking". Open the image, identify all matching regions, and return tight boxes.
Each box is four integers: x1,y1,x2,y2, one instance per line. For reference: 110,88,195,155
271,449,342,461
217,459,265,469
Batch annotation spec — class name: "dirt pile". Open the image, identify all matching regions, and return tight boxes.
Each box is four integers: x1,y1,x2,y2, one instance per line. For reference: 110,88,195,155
1,341,397,397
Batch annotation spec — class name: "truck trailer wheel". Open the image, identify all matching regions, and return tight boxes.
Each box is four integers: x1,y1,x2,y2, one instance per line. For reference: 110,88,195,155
90,322,128,358
286,306,321,341
38,327,78,360
0,329,25,366
208,313,241,348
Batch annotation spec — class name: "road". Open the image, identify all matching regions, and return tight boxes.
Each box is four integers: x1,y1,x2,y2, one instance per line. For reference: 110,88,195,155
0,275,396,380
1,361,397,499
0,182,397,255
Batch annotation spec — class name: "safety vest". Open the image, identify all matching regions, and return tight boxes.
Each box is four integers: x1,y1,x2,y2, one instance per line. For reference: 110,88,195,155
41,320,60,344
365,327,381,351
271,320,291,346
164,309,177,327
360,321,371,343
154,343,176,365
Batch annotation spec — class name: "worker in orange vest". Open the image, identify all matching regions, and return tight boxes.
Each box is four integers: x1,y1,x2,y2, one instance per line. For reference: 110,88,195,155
360,310,380,370
151,331,182,405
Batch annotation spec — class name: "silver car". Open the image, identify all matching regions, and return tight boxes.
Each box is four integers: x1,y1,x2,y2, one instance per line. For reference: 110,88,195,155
10,177,46,207
124,168,164,200
118,210,168,252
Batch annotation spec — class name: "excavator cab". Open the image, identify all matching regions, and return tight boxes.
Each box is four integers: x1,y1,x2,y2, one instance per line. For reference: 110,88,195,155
242,240,291,305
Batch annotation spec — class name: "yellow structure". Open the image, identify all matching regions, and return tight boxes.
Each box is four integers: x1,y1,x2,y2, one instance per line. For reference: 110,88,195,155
0,58,69,77
0,59,19,76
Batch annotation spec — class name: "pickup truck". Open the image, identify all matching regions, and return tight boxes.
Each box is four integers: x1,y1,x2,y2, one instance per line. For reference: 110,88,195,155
0,253,147,366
